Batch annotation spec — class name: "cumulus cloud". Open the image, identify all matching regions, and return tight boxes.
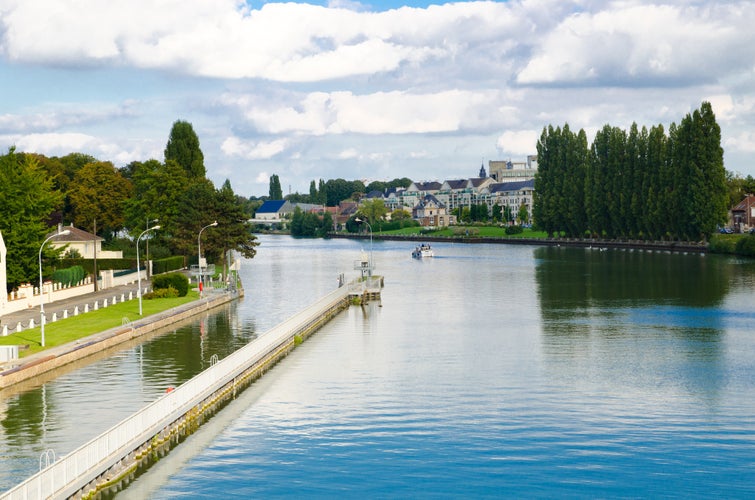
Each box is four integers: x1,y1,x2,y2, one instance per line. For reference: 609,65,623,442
220,89,506,135
10,131,152,163
2,0,755,193
517,3,755,86
221,136,289,159
496,130,540,156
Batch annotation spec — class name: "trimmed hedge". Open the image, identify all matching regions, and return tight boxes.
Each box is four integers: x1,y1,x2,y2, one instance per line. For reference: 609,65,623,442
152,272,189,297
52,265,86,286
153,256,185,275
59,258,136,274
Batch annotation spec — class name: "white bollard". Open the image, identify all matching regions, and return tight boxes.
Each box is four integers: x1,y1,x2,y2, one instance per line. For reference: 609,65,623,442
52,313,58,322
129,292,133,300
28,318,35,329
113,295,118,305
103,299,108,308
121,294,125,302
84,304,89,313
63,309,69,319
15,322,22,333
94,301,99,310
2,325,7,336
74,306,79,316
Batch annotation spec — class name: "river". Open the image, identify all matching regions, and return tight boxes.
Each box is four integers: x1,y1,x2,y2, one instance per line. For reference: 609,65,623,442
2,235,755,497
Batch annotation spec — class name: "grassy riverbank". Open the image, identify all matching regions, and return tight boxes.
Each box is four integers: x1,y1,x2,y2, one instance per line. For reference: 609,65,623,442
0,291,200,357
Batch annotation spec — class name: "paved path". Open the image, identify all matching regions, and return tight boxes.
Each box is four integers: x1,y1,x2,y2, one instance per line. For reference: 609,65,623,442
1,281,147,334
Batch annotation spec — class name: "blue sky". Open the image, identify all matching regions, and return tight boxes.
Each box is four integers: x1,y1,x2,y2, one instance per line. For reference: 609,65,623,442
1,0,754,197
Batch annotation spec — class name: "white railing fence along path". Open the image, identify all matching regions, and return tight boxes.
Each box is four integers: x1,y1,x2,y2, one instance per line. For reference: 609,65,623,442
2,284,351,500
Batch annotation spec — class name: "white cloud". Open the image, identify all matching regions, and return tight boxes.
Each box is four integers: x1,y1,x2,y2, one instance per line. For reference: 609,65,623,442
496,130,540,157
221,89,504,136
221,136,289,160
2,0,755,195
725,131,755,154
517,3,755,86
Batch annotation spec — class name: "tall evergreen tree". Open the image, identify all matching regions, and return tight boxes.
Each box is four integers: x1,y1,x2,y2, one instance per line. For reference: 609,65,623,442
164,120,206,179
309,180,317,202
269,174,283,200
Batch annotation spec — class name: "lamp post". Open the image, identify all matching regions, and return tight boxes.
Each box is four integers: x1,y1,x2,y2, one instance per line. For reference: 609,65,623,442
39,229,71,347
355,217,373,277
198,221,218,296
145,217,158,278
137,225,160,315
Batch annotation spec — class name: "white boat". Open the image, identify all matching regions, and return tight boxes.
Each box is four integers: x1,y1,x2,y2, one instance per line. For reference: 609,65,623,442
412,243,434,258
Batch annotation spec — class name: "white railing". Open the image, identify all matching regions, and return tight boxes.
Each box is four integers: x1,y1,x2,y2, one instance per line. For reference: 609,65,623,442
2,284,350,500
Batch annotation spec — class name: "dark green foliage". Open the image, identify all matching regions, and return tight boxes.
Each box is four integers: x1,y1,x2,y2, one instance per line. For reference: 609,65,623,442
60,258,136,274
164,120,206,179
269,174,283,200
52,265,86,287
0,148,65,292
735,234,755,256
152,256,185,274
505,225,524,235
290,206,332,237
534,102,727,241
323,178,365,206
152,272,189,297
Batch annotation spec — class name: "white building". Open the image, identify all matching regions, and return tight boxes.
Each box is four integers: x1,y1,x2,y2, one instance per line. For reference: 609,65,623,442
49,225,123,259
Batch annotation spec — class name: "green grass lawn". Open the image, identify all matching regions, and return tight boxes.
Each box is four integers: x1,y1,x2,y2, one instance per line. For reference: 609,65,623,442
377,225,549,239
0,291,200,357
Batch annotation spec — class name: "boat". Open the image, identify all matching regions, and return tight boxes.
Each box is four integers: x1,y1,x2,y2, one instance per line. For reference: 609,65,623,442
412,243,434,258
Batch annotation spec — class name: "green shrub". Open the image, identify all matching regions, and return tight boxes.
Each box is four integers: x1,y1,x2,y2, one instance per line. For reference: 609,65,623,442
505,225,524,235
709,234,738,254
52,265,86,286
143,286,179,299
152,272,189,297
735,234,755,257
153,256,185,274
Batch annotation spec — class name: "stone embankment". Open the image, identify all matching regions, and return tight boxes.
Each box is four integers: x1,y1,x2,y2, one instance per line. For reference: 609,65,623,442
0,289,241,391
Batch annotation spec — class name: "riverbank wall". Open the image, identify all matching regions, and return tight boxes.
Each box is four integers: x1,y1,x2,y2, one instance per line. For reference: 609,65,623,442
330,233,708,253
2,284,354,500
0,289,242,391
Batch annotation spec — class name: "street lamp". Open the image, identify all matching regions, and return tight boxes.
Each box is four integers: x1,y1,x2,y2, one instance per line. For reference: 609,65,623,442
137,225,161,315
198,221,218,296
355,217,373,277
39,229,71,347
145,218,158,278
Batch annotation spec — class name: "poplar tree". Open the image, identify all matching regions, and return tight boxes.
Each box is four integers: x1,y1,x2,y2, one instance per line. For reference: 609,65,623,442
269,174,283,200
164,120,206,179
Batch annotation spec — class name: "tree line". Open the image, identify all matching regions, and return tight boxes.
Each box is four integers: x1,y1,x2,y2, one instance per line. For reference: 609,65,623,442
1,121,258,293
533,102,729,241
266,176,412,207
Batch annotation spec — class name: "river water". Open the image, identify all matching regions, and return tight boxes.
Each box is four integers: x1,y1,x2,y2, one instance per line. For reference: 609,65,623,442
2,235,755,497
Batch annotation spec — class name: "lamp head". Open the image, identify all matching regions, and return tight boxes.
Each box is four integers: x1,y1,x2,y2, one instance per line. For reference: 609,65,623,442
58,229,71,236
152,225,161,230
211,221,218,226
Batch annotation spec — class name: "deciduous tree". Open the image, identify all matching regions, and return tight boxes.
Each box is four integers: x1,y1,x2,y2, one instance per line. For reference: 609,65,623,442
0,148,64,291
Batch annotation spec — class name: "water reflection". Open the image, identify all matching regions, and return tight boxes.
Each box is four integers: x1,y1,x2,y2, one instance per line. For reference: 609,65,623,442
535,246,734,408
0,301,257,491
